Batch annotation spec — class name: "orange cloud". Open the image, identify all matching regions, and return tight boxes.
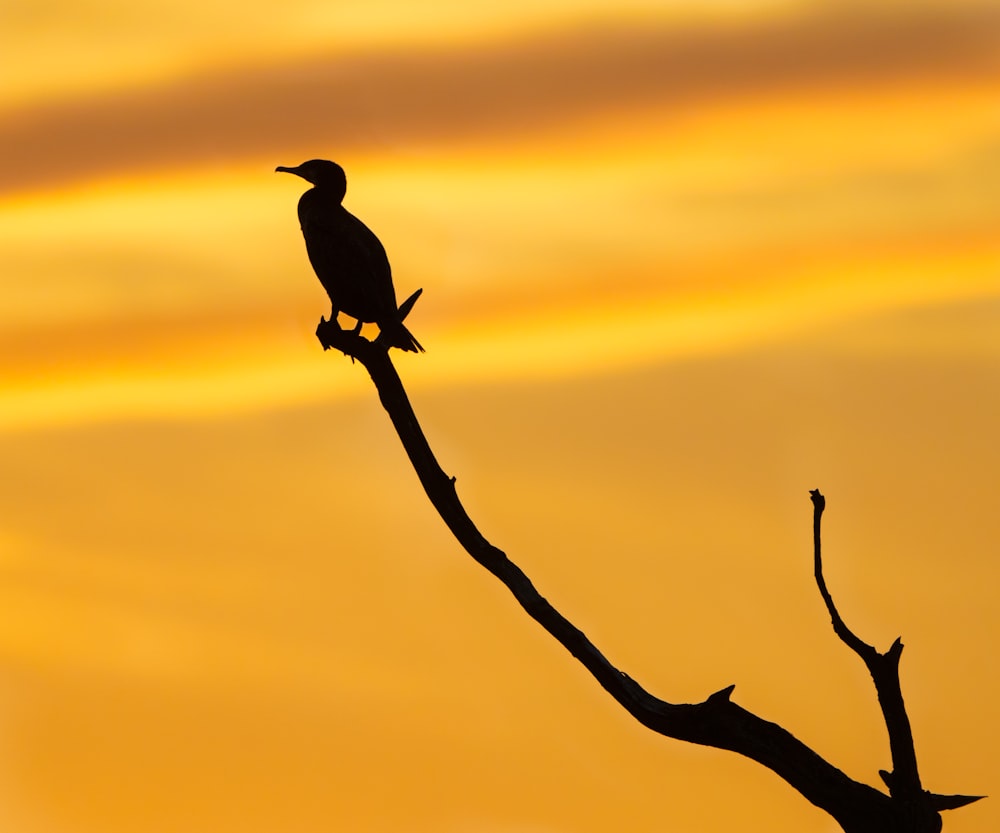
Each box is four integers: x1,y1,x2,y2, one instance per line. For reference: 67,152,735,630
3,5,999,195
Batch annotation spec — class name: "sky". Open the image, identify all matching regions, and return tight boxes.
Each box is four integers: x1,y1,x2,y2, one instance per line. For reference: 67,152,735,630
1,1,998,832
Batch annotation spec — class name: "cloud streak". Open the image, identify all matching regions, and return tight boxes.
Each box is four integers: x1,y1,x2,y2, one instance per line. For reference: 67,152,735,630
3,6,998,195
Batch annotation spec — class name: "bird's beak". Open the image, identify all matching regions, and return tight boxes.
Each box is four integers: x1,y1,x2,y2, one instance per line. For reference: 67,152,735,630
275,165,296,174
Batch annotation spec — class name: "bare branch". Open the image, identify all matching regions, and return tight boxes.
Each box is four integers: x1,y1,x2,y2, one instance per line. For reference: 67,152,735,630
812,490,922,798
811,489,875,659
809,491,985,820
321,326,983,832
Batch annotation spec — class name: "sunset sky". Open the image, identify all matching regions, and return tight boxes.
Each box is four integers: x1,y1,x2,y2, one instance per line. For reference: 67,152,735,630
2,2,999,832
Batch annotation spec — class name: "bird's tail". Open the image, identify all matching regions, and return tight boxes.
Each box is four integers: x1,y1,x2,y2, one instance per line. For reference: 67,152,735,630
388,322,424,353
385,288,424,353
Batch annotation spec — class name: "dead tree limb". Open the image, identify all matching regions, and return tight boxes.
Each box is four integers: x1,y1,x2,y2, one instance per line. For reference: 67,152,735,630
808,490,983,822
316,320,983,833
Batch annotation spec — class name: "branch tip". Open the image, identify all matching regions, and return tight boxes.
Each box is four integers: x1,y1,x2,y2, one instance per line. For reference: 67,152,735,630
929,793,986,811
809,489,826,513
707,684,736,704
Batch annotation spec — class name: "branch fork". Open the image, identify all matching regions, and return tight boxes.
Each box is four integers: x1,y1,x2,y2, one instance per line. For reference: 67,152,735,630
318,327,983,832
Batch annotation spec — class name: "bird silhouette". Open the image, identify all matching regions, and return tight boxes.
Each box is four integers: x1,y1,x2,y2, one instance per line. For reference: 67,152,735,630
276,159,423,352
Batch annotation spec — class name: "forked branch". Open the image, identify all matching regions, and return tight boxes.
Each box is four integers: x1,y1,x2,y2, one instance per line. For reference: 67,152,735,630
809,490,983,817
317,322,983,832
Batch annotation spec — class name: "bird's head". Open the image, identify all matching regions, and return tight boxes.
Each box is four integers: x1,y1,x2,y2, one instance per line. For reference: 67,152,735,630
276,159,347,200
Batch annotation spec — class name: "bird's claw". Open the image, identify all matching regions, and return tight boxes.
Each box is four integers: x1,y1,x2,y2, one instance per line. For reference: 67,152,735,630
316,315,345,351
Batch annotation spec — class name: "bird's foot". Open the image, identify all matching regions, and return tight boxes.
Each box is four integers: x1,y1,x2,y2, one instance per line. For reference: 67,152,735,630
315,315,371,363
315,315,345,351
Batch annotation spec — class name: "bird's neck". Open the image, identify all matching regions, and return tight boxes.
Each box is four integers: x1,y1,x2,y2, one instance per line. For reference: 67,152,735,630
312,183,346,204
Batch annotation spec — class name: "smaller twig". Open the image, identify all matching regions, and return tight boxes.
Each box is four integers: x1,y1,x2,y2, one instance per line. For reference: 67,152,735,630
811,489,923,798
809,489,984,815
809,490,984,818
810,490,874,660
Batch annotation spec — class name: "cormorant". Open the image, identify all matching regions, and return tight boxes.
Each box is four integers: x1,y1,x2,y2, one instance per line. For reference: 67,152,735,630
276,159,423,352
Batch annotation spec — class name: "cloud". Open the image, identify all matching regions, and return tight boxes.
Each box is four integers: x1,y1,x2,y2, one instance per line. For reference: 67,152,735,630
2,5,998,195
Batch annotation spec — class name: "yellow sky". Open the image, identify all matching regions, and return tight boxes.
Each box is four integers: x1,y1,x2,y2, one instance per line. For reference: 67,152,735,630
1,2,998,832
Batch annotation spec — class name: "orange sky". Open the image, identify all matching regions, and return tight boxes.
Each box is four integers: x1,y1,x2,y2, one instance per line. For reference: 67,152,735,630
1,2,998,832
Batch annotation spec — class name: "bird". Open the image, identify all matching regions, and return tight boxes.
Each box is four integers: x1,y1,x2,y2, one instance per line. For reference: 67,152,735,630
276,159,423,352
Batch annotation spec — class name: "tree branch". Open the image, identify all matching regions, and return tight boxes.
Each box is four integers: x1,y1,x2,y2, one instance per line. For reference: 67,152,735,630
811,490,921,797
319,323,983,832
808,490,983,823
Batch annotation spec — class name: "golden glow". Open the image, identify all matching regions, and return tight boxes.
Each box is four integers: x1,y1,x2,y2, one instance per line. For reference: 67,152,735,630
4,74,998,427
2,2,998,832
1,0,802,107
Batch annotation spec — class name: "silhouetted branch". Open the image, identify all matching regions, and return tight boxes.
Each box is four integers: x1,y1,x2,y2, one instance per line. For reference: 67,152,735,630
810,489,873,658
319,325,983,832
809,490,984,821
811,489,921,797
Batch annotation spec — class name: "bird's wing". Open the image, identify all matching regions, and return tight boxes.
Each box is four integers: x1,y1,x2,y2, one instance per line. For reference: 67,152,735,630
299,219,385,322
340,211,399,321
296,189,401,324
